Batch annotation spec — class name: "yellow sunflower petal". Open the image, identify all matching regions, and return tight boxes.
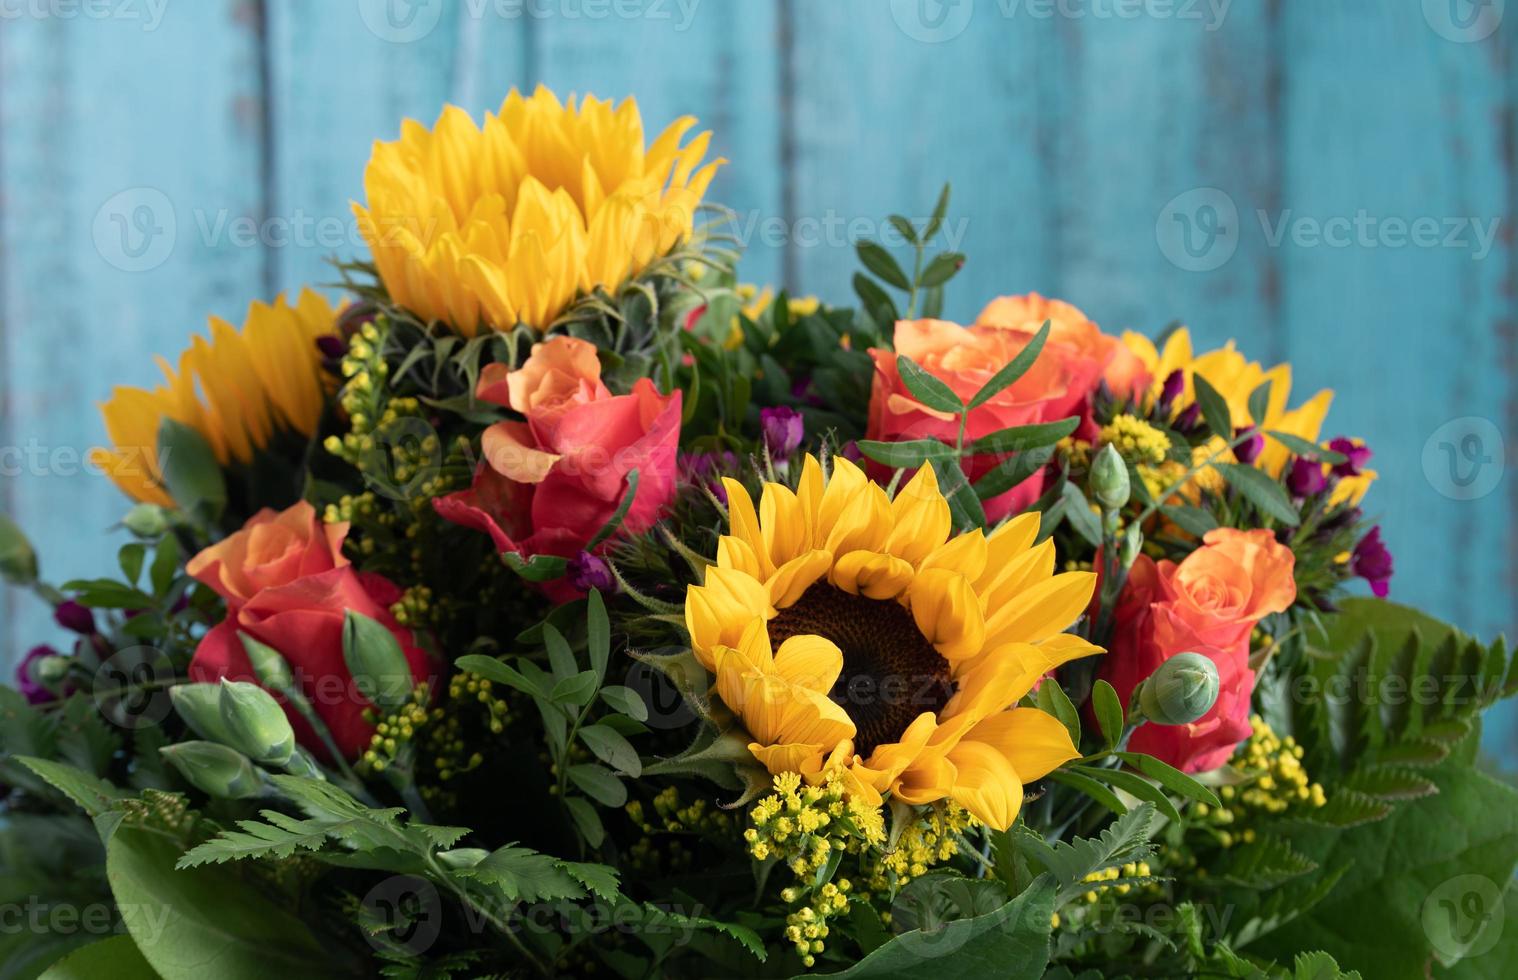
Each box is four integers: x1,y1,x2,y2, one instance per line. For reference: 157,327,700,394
686,566,774,668
831,550,916,600
919,529,989,581
945,740,1025,831
983,571,1097,647
773,634,845,694
722,477,773,578
886,465,951,565
768,549,833,608
761,482,810,568
909,568,987,661
823,481,893,556
964,708,1079,783
892,750,960,805
749,742,825,776
856,712,939,789
716,535,764,580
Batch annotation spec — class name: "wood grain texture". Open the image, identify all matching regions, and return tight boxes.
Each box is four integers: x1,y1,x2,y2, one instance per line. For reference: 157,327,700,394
1,1,1514,747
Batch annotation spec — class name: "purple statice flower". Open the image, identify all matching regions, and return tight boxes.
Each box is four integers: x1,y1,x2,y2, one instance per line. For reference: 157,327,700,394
839,441,863,464
1233,427,1265,465
1351,525,1394,598
1287,456,1327,497
568,552,617,594
54,599,96,635
1174,402,1202,433
1158,370,1186,413
760,406,805,459
679,450,739,503
1328,436,1372,478
15,645,58,705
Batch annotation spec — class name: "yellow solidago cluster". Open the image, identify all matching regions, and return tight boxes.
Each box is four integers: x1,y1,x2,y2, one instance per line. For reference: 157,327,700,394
356,86,723,336
746,770,885,873
781,879,852,967
357,673,510,804
624,786,735,877
1099,414,1172,467
864,800,974,890
1183,716,1326,856
1076,861,1153,904
95,290,339,505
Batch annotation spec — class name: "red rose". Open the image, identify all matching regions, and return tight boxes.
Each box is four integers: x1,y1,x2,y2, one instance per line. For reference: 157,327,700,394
188,502,432,760
435,337,681,581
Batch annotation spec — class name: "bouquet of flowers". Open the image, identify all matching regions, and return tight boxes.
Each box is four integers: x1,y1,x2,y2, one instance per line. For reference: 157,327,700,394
2,87,1513,979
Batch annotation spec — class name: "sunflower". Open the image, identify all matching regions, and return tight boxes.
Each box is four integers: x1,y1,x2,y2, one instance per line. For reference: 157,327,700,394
93,290,338,505
684,455,1102,831
1122,327,1335,479
354,86,723,337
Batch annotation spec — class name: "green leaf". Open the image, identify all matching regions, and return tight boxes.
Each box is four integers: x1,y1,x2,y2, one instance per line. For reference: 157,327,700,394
932,456,987,531
1247,380,1272,427
543,623,578,680
857,241,911,290
967,320,1052,410
1075,765,1180,822
586,588,610,680
1215,462,1301,526
453,655,544,698
1212,835,1319,889
856,438,957,469
1091,680,1124,750
1060,482,1103,549
118,542,146,585
973,447,1055,501
1034,688,1080,751
452,844,586,903
564,796,606,847
157,418,227,521
578,724,642,777
38,935,158,980
1265,430,1346,464
1019,803,1161,906
342,610,414,713
923,183,951,242
568,763,626,807
1113,751,1220,807
810,875,1053,978
1162,505,1219,537
853,273,901,326
888,215,919,245
16,757,130,817
150,534,180,596
502,550,570,582
599,685,649,722
1047,769,1126,816
108,825,342,980
550,670,600,706
965,416,1080,454
585,469,640,550
895,354,964,415
1191,373,1233,440
0,510,39,584
918,252,965,288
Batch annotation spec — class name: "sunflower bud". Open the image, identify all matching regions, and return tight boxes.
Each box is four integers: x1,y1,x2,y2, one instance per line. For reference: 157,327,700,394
0,512,38,586
343,610,414,714
1090,444,1131,510
161,741,264,799
217,680,296,766
1136,652,1220,726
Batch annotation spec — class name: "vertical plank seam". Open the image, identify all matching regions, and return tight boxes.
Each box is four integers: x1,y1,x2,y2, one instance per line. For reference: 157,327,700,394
1260,0,1284,365
253,0,277,301
777,0,797,292
0,25,12,662
1498,26,1518,641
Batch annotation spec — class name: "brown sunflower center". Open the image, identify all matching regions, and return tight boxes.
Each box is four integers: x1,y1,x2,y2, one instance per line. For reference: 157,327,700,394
767,583,953,757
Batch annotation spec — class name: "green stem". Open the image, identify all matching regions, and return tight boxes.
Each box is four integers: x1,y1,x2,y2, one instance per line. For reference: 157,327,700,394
905,240,926,318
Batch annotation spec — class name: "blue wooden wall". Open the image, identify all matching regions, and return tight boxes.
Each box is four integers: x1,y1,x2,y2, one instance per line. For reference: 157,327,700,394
2,1,1515,745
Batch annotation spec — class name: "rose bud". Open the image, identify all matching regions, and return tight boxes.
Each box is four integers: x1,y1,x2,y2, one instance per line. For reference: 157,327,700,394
217,679,296,767
1137,652,1220,726
161,741,264,799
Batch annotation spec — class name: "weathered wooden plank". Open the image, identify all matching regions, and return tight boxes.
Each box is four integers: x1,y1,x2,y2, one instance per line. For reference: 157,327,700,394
788,0,1052,321
1277,0,1513,653
527,1,785,288
0,2,266,659
264,1,489,296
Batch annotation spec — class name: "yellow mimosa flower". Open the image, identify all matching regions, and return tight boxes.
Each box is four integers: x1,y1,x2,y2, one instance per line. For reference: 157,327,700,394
93,290,339,505
1122,327,1334,478
354,86,724,337
684,455,1101,831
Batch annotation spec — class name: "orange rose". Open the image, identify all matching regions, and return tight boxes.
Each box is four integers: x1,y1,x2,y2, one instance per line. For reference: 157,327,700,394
866,293,1124,519
1153,528,1297,652
435,337,681,586
1098,527,1296,772
187,502,432,759
186,501,348,608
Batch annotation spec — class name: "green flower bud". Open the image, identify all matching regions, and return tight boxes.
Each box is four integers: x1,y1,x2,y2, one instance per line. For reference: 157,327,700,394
1089,444,1131,510
1137,652,1220,726
1121,523,1144,570
170,683,235,743
121,503,170,538
0,512,39,586
240,632,297,693
36,655,72,685
343,610,414,714
217,680,296,766
161,741,264,799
